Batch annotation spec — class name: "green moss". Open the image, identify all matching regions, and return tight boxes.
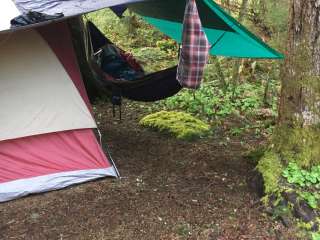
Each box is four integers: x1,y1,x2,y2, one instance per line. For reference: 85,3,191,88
257,151,284,194
139,111,210,140
272,126,320,168
245,146,267,165
297,221,313,231
256,126,320,197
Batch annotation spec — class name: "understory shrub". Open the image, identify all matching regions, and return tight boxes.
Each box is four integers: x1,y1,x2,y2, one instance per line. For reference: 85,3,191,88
156,81,277,121
139,111,210,140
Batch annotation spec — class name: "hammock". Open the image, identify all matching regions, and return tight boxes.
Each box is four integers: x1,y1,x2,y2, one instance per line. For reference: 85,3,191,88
87,21,182,102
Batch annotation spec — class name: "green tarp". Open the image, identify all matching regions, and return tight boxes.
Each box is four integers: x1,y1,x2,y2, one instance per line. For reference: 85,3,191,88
128,0,283,59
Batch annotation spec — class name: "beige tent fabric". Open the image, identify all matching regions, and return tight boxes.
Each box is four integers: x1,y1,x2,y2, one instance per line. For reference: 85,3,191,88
0,0,20,32
0,29,97,141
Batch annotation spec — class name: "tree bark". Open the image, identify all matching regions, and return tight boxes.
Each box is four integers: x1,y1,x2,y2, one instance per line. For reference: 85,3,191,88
213,56,227,90
68,17,102,102
220,0,231,12
238,0,249,23
278,0,320,126
232,0,249,85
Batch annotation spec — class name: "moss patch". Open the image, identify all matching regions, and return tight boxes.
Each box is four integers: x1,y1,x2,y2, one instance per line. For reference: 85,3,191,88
256,126,320,196
139,111,210,140
254,126,320,237
257,150,284,194
245,146,267,165
272,126,320,168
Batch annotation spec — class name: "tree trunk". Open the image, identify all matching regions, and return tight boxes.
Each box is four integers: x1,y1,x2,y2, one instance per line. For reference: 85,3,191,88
269,0,320,168
232,0,249,85
68,17,102,102
213,56,227,91
278,0,320,126
238,0,249,23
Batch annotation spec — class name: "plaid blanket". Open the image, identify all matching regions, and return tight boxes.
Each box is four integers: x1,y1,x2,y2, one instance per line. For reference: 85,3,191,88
177,0,210,89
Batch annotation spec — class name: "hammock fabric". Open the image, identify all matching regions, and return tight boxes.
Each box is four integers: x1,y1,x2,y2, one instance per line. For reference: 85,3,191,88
87,21,182,102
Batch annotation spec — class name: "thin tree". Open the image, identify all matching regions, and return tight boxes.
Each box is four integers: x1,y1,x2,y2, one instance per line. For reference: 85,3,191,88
231,0,249,86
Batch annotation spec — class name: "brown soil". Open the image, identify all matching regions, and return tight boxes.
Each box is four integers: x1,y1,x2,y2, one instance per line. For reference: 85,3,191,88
0,101,296,240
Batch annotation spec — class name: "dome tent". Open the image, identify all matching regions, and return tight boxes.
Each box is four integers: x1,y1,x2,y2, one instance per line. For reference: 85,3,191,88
0,1,129,202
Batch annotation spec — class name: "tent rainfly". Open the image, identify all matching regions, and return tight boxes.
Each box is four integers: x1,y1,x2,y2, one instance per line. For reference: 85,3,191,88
0,0,282,203
128,0,283,58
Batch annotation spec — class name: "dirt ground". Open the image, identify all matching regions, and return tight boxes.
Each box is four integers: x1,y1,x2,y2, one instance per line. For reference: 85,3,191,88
0,102,296,240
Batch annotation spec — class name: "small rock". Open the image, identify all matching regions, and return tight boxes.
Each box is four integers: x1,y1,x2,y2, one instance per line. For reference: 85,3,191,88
265,207,274,216
282,191,298,205
30,213,40,220
311,223,319,232
280,215,292,228
293,201,317,222
247,170,265,197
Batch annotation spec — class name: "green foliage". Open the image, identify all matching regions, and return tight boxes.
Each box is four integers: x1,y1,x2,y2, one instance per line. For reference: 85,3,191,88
265,1,289,32
139,111,211,140
131,47,177,73
297,221,313,231
158,82,265,121
87,9,177,73
176,223,192,237
271,204,291,220
299,191,319,209
283,163,320,188
88,9,280,131
230,127,245,136
156,39,178,53
247,0,289,51
88,8,280,116
87,9,161,49
282,162,320,209
312,232,320,240
257,151,284,194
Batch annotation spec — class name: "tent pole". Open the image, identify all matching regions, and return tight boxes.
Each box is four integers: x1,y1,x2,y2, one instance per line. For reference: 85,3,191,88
104,143,121,178
97,129,121,178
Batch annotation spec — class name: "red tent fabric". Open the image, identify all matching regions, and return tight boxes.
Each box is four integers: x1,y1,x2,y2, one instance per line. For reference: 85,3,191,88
0,130,112,184
0,21,116,203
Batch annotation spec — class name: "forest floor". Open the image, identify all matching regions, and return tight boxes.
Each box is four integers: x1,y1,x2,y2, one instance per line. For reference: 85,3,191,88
0,101,297,240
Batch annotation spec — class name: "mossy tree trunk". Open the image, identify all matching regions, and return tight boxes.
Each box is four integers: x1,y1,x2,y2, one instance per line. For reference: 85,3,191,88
273,0,320,168
278,0,320,127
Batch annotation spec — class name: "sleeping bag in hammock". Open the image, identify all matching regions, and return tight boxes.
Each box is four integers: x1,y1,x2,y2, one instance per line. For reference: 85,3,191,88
87,21,182,102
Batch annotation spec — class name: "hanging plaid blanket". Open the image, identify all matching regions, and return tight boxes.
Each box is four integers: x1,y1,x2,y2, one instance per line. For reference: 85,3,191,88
177,0,210,89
